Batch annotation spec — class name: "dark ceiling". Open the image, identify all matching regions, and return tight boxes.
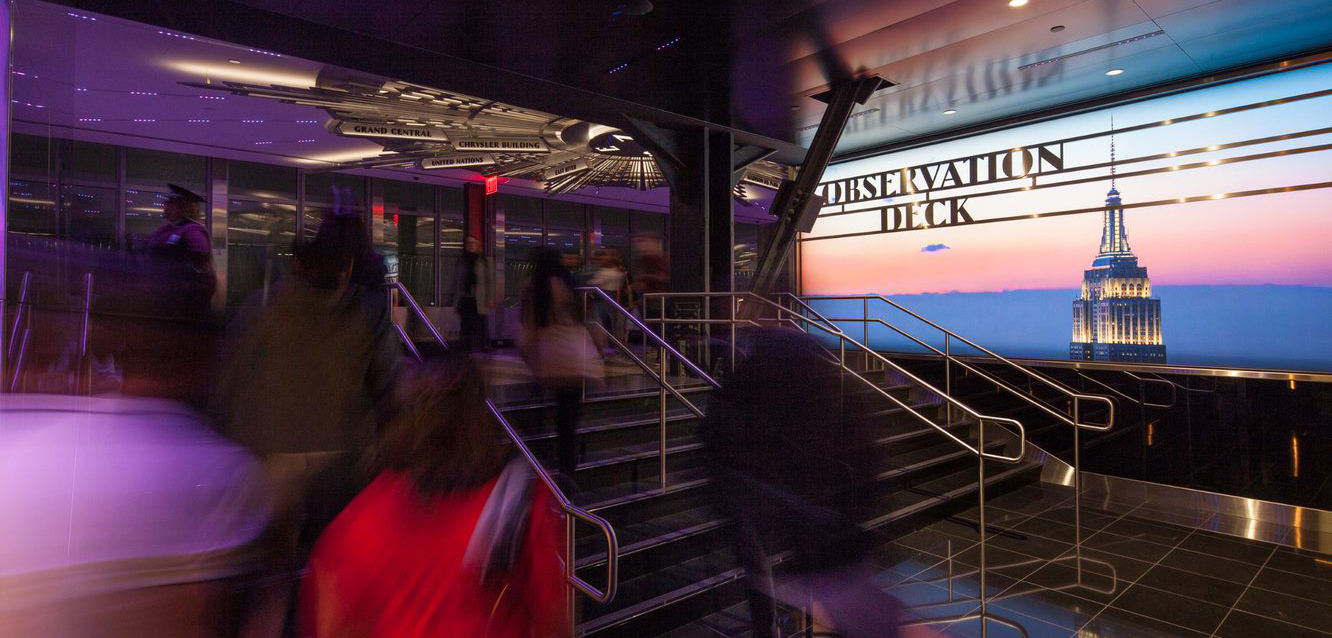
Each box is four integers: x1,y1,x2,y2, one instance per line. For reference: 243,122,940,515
47,0,1332,158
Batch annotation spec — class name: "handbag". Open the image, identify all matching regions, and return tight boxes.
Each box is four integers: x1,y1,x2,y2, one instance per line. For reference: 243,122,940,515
530,322,604,382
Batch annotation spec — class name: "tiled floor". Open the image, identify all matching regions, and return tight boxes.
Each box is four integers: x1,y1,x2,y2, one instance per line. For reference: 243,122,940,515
880,483,1332,638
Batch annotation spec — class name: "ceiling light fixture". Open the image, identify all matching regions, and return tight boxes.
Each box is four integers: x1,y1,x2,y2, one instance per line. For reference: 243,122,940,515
943,108,958,115
1050,25,1065,32
227,59,241,64
1105,68,1125,76
1008,0,1028,7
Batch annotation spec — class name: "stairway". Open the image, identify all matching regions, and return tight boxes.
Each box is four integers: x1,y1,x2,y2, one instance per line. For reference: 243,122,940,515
499,355,1044,638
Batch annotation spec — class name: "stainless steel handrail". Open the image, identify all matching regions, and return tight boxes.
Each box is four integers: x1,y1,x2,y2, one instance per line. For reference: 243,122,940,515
647,290,1035,634
831,316,1103,435
387,283,620,608
1123,370,1178,409
578,286,720,491
801,293,1128,604
486,398,620,604
6,273,33,394
645,292,1027,463
78,273,94,396
579,287,718,386
5,271,30,362
804,294,1115,431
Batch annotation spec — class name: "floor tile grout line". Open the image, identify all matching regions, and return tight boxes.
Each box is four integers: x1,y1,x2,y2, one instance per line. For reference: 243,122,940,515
1207,544,1278,637
1072,499,1206,637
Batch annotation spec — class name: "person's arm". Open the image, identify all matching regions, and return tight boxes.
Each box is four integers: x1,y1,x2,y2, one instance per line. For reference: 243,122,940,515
182,226,214,269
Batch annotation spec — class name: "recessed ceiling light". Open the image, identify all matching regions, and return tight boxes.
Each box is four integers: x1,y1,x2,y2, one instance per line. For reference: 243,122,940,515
943,108,958,115
1105,68,1125,76
1008,0,1028,6
790,105,800,111
1050,25,1065,32
227,59,241,64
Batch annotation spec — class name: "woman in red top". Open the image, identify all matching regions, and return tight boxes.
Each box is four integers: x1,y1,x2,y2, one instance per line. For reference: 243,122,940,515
303,357,568,638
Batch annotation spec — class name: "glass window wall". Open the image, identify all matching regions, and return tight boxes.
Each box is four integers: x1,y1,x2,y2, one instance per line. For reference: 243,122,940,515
125,148,207,252
439,187,464,305
304,172,365,241
381,179,436,305
227,200,296,306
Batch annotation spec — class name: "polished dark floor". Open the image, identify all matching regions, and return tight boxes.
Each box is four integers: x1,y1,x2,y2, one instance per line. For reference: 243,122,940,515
882,483,1332,638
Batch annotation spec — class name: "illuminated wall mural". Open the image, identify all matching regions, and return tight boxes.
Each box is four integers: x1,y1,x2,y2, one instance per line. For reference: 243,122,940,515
800,62,1332,372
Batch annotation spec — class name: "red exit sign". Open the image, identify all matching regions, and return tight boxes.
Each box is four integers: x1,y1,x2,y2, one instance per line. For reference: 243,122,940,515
484,174,498,195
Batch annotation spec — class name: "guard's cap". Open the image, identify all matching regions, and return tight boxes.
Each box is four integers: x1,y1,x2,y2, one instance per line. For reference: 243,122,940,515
167,183,205,204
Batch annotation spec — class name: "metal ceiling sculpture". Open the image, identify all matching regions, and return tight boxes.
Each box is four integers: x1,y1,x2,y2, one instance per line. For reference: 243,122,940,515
184,66,790,195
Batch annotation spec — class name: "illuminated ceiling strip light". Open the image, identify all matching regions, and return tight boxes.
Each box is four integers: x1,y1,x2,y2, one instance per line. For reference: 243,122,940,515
1018,31,1165,70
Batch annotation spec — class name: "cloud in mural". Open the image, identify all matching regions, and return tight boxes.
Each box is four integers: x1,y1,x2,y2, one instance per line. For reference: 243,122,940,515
920,243,951,253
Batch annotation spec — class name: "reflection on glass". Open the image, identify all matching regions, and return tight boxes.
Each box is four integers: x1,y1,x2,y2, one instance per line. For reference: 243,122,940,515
124,189,173,253
8,179,57,245
382,212,436,305
227,200,296,306
545,229,583,256
62,184,118,250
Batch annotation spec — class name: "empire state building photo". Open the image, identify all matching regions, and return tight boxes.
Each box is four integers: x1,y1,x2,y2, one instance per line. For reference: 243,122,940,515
1070,179,1167,363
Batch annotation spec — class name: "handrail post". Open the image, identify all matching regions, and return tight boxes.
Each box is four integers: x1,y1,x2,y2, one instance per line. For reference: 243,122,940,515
839,335,846,412
730,294,737,375
862,297,869,371
945,333,952,423
1074,396,1083,587
582,292,590,402
978,418,987,638
659,295,668,491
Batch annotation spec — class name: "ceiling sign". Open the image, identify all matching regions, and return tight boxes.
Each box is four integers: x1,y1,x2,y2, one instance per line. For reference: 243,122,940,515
741,166,787,190
416,154,496,170
329,119,451,142
543,159,590,181
452,137,550,153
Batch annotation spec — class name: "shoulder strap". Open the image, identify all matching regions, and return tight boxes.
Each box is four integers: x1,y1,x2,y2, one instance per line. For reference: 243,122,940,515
463,458,534,585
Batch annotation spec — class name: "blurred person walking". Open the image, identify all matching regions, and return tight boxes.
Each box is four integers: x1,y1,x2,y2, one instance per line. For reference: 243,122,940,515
519,248,601,487
455,235,495,352
0,254,270,638
215,213,401,637
588,248,629,347
303,356,568,638
701,328,920,638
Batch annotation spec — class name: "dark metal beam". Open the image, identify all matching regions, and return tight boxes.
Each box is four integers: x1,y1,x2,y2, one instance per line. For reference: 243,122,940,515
618,115,686,174
731,145,776,178
749,75,885,295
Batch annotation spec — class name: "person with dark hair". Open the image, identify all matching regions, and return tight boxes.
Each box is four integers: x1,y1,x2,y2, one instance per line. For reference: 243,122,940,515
455,235,495,352
702,328,913,638
302,356,567,638
215,213,401,637
519,248,601,485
